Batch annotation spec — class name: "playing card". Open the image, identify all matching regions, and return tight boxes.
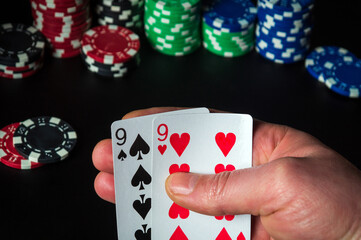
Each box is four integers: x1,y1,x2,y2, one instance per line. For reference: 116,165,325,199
152,113,253,240
111,108,209,240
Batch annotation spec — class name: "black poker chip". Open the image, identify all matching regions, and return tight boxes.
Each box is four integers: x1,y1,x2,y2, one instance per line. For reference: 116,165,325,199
96,0,144,28
0,23,45,64
13,116,77,164
0,23,45,78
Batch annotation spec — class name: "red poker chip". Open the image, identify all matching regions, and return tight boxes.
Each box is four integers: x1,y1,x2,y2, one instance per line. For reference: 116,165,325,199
31,10,89,26
31,6,90,21
81,25,140,64
31,0,89,14
36,24,89,38
35,0,87,7
43,30,86,43
50,39,81,49
0,63,43,79
52,48,80,58
0,58,42,72
1,62,42,74
34,18,91,35
0,123,44,169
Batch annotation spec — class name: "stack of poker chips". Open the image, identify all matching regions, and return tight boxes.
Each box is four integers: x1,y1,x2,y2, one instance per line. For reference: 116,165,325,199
80,25,140,78
30,0,91,58
305,46,361,98
96,0,144,30
0,23,45,79
202,0,257,57
255,0,314,64
144,0,202,56
0,116,77,170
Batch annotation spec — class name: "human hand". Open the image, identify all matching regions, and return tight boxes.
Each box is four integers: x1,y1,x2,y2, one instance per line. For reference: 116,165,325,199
92,107,361,239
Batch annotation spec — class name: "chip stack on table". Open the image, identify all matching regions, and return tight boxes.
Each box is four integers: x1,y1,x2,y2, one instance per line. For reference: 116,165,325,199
0,23,45,79
0,116,77,170
95,0,144,30
81,25,140,78
144,0,202,56
202,0,257,58
30,0,91,58
305,46,361,98
255,0,314,64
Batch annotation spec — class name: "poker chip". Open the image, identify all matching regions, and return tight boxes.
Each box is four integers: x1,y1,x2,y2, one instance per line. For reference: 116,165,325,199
0,123,44,170
305,46,357,80
0,23,45,79
255,0,315,64
95,0,144,30
305,46,361,98
13,116,77,164
81,25,140,77
144,0,202,56
30,0,91,58
202,0,257,57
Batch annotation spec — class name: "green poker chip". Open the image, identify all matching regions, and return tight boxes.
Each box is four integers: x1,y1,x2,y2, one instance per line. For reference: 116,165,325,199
201,17,255,58
203,41,253,57
146,0,200,12
144,0,201,56
152,39,201,56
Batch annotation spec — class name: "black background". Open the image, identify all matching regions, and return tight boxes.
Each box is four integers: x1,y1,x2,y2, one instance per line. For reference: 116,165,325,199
0,0,360,239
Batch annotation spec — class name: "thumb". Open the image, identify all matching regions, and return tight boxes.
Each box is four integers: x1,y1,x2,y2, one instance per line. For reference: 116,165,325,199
165,161,286,217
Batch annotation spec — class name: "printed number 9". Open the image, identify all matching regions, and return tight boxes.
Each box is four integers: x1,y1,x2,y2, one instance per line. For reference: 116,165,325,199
116,128,126,146
157,124,168,141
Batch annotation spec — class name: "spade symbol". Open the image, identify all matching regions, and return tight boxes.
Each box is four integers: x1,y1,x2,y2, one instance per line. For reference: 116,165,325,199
118,149,127,161
130,134,150,160
131,165,151,190
135,224,151,240
133,194,151,219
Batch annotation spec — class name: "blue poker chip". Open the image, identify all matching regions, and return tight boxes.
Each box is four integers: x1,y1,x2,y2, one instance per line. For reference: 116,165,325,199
305,46,357,81
257,21,313,39
308,49,361,98
257,0,314,17
203,0,257,32
256,42,309,64
256,25,309,49
257,8,313,30
259,0,314,13
255,0,314,63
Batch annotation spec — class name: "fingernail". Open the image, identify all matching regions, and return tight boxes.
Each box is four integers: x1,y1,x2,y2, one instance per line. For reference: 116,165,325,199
167,173,199,196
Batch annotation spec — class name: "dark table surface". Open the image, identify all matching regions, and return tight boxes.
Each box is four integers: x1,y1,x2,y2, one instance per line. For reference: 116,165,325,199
1,0,360,239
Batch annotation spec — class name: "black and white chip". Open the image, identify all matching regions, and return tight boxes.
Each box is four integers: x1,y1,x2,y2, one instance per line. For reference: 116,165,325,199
13,116,77,164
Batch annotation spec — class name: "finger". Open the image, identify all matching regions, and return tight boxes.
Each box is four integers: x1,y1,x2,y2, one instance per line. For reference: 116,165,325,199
122,106,225,119
92,139,113,173
165,160,289,217
252,216,270,240
94,172,115,203
122,107,186,119
251,119,324,166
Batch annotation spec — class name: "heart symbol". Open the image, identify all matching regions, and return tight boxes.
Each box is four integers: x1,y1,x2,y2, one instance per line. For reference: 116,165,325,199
169,164,190,174
170,133,190,157
237,232,246,240
215,164,235,174
215,215,235,221
169,202,189,219
215,132,236,157
170,226,188,240
158,145,167,155
216,228,232,240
